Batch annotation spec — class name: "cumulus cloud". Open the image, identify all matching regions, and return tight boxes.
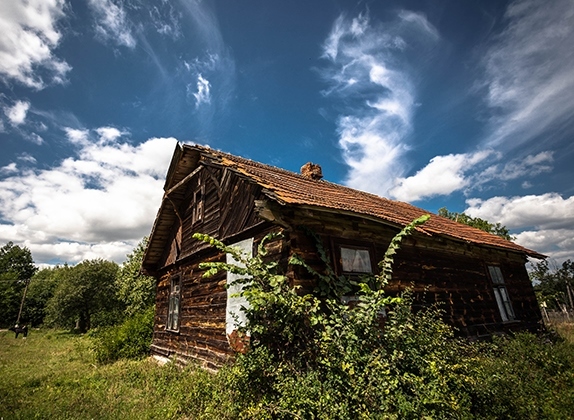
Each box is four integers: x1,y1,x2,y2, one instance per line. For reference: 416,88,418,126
390,150,555,202
465,193,574,231
481,0,574,150
88,0,136,48
320,10,439,196
4,101,30,125
0,0,70,89
465,193,574,261
390,151,492,201
0,133,179,265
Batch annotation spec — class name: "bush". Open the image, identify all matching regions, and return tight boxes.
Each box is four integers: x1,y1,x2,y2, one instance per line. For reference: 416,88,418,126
92,306,155,363
463,332,574,419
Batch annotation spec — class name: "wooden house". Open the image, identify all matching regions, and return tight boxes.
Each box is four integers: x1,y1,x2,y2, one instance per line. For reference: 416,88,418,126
142,144,544,369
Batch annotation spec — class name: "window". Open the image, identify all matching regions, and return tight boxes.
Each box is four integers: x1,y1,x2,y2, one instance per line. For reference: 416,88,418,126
488,265,515,322
337,244,374,275
226,238,253,335
226,238,253,352
192,184,205,225
167,276,181,331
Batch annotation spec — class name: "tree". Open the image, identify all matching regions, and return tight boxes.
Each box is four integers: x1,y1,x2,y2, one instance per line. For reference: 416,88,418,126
438,207,513,240
530,259,574,310
46,259,120,332
116,237,156,317
0,242,37,327
21,267,63,327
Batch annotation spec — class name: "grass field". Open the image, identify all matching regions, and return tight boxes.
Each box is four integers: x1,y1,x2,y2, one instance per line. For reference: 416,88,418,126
1,325,573,419
0,329,234,420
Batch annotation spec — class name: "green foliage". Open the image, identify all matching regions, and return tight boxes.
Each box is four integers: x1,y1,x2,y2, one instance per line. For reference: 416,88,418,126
116,237,156,317
92,306,155,363
0,241,37,280
1,328,574,419
530,259,574,310
462,333,574,419
46,259,120,332
0,241,37,327
438,207,513,241
21,267,61,326
195,216,477,418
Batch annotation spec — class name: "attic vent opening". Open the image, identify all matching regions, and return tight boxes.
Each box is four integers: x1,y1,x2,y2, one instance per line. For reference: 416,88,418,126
300,162,323,180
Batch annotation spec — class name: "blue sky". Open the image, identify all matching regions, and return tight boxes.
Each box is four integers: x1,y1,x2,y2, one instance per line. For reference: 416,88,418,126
1,0,573,267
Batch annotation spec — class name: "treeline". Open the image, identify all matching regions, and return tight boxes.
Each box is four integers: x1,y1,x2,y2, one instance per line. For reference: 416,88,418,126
0,239,155,332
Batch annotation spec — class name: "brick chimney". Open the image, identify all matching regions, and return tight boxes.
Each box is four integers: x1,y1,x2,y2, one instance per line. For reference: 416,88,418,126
300,162,323,180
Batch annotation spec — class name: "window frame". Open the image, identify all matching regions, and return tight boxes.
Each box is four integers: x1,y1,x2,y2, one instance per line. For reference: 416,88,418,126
167,275,181,332
332,239,375,276
191,183,205,225
487,265,516,322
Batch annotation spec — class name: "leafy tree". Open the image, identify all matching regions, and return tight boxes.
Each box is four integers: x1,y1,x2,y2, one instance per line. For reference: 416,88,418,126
530,259,574,310
438,207,514,240
46,259,120,332
0,242,37,327
21,267,64,327
116,237,156,316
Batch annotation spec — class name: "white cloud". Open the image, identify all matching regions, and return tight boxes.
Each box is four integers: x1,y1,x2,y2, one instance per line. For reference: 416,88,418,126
88,0,136,48
4,101,30,125
0,134,179,265
0,0,70,89
95,126,126,144
17,153,37,164
390,151,491,201
64,127,90,145
192,74,211,107
27,132,44,145
0,163,18,175
389,150,554,202
321,10,439,196
481,0,574,150
466,193,574,231
465,193,574,262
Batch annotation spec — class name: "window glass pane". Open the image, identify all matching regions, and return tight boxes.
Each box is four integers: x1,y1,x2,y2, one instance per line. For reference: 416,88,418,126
488,266,505,284
498,286,515,320
341,247,372,273
167,277,181,331
493,288,509,322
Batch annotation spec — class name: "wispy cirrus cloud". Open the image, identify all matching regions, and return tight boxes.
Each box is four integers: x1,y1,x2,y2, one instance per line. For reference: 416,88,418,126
191,74,211,108
177,2,236,123
0,131,179,265
320,10,439,196
481,0,574,150
87,0,136,48
0,0,70,89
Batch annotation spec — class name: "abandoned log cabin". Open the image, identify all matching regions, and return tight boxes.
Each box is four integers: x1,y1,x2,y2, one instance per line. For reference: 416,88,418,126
142,143,544,369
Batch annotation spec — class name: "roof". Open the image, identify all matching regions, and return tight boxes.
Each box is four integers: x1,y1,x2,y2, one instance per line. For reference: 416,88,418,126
143,143,544,269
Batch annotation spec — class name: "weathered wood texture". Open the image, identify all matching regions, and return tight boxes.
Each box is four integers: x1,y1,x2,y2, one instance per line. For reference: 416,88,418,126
151,228,288,369
282,207,542,337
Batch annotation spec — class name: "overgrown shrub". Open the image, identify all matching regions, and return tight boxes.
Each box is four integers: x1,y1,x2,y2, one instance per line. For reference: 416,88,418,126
193,218,574,419
462,332,574,419
92,306,155,363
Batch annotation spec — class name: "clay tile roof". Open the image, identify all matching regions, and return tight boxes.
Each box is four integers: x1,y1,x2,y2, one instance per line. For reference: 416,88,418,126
193,145,544,259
